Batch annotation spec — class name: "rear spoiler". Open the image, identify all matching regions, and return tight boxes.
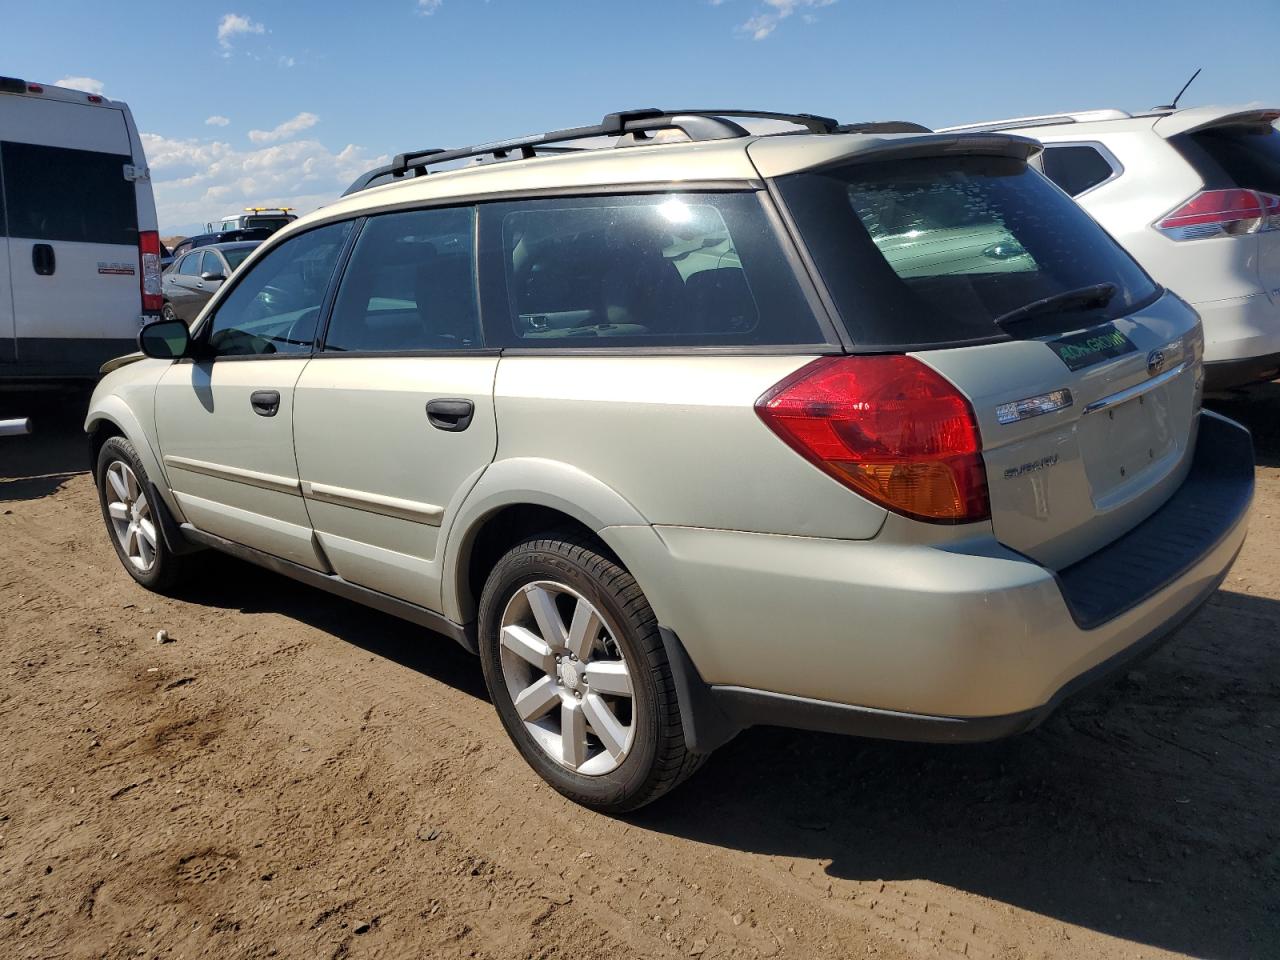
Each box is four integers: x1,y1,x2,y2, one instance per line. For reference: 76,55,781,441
747,132,1042,179
1153,106,1280,139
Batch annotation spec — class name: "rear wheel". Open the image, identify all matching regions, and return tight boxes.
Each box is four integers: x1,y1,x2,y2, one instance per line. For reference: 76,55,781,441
161,302,178,324
478,532,704,812
96,436,192,592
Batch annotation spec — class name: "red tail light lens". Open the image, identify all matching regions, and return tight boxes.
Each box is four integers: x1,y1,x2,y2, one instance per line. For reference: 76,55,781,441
1156,188,1280,240
755,355,990,524
138,231,163,313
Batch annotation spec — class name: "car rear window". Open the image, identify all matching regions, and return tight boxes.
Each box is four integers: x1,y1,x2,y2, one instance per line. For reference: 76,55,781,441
1175,123,1280,196
477,192,826,348
0,141,137,245
776,155,1160,349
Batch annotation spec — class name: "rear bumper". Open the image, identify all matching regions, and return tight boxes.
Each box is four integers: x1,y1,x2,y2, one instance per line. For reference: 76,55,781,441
1204,352,1280,391
611,412,1255,751
1196,291,1280,382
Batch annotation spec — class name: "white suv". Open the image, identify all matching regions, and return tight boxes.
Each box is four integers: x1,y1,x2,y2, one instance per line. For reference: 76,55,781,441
85,109,1254,811
942,105,1280,390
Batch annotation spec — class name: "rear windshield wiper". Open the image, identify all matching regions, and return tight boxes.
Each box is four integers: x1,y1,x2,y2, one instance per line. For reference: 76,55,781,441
992,282,1118,332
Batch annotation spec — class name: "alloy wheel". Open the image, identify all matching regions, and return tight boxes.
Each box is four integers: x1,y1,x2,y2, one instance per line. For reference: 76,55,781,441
498,580,636,776
104,460,157,572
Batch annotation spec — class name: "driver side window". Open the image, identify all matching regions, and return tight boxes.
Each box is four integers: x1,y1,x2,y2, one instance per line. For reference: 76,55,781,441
204,221,352,357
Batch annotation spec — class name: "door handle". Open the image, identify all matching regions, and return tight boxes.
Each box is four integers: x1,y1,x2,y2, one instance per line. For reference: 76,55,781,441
32,244,55,276
426,398,474,432
250,390,281,417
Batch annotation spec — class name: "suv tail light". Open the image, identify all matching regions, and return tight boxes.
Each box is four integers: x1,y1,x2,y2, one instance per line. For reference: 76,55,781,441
755,355,990,524
1156,188,1280,240
139,231,163,314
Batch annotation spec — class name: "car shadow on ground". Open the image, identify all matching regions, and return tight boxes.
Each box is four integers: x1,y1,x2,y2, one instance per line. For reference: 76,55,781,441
0,388,93,501
171,551,489,702
632,588,1280,959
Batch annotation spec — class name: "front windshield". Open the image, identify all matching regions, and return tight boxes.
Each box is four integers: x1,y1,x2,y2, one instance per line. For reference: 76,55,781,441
776,155,1160,348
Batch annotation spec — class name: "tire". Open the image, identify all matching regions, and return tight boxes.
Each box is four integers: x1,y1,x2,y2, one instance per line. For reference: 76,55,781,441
161,302,178,323
478,531,705,813
95,436,193,593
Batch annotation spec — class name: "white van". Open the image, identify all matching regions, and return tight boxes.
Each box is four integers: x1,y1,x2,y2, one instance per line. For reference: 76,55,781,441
0,76,161,380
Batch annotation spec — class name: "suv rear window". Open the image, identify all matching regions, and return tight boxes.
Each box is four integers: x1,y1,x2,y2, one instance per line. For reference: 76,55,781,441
0,141,137,245
776,155,1160,349
1175,123,1280,196
478,192,825,348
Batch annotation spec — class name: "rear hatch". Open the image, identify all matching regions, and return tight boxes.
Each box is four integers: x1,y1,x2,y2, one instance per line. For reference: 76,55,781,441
1159,107,1280,299
771,139,1204,569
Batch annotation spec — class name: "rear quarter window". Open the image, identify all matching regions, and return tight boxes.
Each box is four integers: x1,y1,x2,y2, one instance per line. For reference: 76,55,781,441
0,141,137,245
1041,144,1117,196
477,192,826,349
776,155,1159,349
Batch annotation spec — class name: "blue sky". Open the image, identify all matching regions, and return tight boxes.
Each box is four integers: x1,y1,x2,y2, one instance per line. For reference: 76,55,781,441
4,0,1278,235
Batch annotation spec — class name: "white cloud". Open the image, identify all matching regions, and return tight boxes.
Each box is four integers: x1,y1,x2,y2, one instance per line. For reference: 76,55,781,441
205,115,231,127
248,111,320,144
141,130,387,234
278,55,296,67
417,0,443,14
54,76,105,95
217,13,265,51
738,0,835,39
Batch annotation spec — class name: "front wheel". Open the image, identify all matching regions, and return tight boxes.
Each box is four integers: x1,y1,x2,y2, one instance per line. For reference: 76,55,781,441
478,532,704,812
96,436,193,593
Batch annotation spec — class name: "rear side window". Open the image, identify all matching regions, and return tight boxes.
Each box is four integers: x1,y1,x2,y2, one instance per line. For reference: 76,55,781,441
177,254,201,276
0,141,137,245
1041,145,1116,196
776,155,1160,348
324,206,478,353
1176,123,1280,195
203,221,353,357
478,192,824,348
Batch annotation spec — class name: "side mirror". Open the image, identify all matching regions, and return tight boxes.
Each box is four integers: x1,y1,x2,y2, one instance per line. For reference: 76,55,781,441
200,270,226,283
138,318,192,360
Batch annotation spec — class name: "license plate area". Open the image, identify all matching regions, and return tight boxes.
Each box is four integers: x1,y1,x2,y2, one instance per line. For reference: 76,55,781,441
1078,384,1176,507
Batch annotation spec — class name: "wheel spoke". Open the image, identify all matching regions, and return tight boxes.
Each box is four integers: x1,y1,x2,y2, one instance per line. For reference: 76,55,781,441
107,502,130,521
500,624,556,674
584,660,632,698
107,466,129,503
524,584,567,649
124,466,140,501
123,523,139,557
137,533,154,568
513,675,561,721
561,701,588,769
565,598,601,661
138,517,158,550
582,694,628,759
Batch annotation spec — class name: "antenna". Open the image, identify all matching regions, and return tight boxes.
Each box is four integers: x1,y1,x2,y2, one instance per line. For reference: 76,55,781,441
1154,68,1201,111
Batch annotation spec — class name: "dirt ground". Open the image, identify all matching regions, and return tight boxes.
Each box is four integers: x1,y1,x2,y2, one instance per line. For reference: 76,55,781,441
1,385,1278,960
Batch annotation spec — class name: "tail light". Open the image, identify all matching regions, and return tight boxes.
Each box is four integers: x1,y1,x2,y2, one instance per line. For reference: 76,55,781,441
1156,188,1280,240
755,355,990,524
138,231,163,314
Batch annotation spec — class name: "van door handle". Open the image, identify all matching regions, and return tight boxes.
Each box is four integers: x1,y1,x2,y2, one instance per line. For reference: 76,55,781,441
250,390,281,417
426,398,474,432
32,244,55,276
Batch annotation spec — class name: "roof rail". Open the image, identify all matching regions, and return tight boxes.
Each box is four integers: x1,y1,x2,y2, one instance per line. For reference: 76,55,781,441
344,108,936,196
938,109,1131,134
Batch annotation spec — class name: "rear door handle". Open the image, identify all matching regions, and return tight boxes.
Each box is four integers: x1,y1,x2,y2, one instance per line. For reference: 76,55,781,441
32,244,55,276
250,390,281,417
426,398,474,432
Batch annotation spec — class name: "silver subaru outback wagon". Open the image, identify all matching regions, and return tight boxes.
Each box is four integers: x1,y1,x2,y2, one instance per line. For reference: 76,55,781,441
86,109,1255,811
